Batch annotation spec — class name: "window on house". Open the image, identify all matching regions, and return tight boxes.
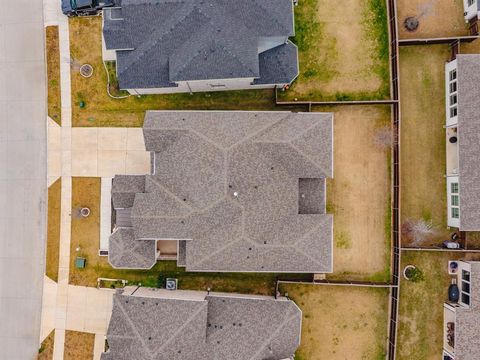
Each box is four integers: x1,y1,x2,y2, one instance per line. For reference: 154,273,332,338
462,269,470,281
451,194,459,206
468,0,475,7
461,269,471,306
450,94,457,106
462,281,470,293
452,207,460,219
451,183,459,194
450,106,457,118
450,82,457,94
462,292,471,305
450,69,457,81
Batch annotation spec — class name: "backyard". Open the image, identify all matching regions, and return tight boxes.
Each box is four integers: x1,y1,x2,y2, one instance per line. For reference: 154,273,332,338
397,250,480,359
316,106,391,281
64,331,95,360
46,178,61,282
397,0,468,39
399,45,451,246
279,283,389,360
68,17,279,127
46,26,61,125
278,0,390,102
70,177,308,294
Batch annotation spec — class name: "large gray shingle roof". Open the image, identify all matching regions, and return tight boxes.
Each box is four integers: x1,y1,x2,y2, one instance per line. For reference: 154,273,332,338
457,55,480,230
109,111,333,273
101,287,301,360
103,0,298,89
452,262,480,358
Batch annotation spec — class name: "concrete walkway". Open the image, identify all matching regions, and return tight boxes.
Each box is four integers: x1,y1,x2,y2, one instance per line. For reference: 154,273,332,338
41,276,114,357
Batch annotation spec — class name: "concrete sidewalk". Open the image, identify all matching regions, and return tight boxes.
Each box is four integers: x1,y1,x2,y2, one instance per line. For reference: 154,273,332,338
41,276,114,359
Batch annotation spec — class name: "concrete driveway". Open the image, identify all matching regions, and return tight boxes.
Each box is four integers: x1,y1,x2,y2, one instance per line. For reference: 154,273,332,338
0,0,47,358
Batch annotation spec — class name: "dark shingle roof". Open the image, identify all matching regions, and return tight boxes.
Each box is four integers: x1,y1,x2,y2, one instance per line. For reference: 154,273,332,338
452,262,480,358
101,287,301,360
109,228,156,269
103,0,297,89
456,55,480,230
108,111,333,273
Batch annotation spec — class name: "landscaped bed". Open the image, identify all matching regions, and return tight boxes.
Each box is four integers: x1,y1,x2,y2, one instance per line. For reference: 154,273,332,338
279,283,389,360
46,178,61,282
399,45,451,247
46,26,61,125
277,0,390,102
397,250,480,359
69,17,279,127
64,330,95,360
315,106,391,282
70,177,308,294
397,0,468,40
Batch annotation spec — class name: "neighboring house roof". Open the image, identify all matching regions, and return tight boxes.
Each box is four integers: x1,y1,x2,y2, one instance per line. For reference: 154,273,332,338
109,111,334,273
101,287,301,360
102,0,298,89
457,55,480,230
453,262,480,358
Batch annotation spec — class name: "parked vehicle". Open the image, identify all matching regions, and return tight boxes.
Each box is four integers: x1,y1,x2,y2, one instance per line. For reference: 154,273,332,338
61,0,115,17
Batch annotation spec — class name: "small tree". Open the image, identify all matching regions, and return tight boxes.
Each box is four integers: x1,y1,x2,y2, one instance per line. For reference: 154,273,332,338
405,266,424,282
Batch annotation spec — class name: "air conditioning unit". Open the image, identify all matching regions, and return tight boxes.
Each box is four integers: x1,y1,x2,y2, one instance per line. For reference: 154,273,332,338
166,278,178,291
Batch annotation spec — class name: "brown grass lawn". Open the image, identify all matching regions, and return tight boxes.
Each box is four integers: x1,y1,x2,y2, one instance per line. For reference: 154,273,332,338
399,45,451,246
397,250,480,359
70,177,307,294
279,283,389,360
46,178,61,282
46,26,61,125
277,0,390,102
397,0,468,39
315,106,391,281
38,330,55,360
64,331,95,360
69,17,280,127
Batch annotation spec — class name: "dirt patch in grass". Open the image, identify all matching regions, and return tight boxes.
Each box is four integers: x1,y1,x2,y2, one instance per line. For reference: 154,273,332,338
69,177,307,294
397,250,480,359
397,0,468,39
279,283,388,360
38,330,55,360
46,26,61,125
64,331,95,360
46,178,61,282
315,106,391,281
399,45,451,246
69,17,278,127
278,0,390,101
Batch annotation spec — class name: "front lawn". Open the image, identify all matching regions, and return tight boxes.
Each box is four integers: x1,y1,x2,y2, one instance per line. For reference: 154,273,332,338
315,106,392,282
397,250,480,359
278,0,390,102
69,17,278,127
279,283,389,360
70,177,308,294
64,331,95,360
399,45,451,246
38,330,55,360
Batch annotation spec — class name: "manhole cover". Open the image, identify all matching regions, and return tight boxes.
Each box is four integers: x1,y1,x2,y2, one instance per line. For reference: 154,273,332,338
404,16,419,32
80,64,94,78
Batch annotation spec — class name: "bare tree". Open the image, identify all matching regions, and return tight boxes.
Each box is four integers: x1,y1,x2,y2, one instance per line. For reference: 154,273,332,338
402,218,438,246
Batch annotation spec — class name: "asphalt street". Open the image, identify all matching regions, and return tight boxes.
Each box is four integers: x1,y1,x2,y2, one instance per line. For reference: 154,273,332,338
0,0,47,358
